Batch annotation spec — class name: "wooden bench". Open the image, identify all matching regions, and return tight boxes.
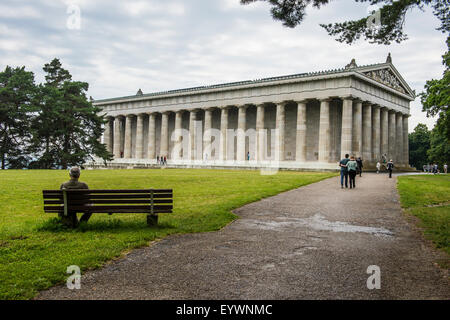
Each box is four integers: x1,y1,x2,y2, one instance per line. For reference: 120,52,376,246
42,189,173,226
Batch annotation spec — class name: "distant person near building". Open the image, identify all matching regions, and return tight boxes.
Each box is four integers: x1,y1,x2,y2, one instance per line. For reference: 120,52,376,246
376,161,381,173
387,159,394,178
433,163,438,174
356,157,363,177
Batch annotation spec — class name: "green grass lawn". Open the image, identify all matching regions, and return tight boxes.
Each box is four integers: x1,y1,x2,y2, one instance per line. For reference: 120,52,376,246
397,174,450,266
0,168,336,299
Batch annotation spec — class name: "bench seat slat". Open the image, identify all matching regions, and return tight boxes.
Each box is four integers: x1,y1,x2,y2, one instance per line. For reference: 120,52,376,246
44,199,173,205
43,193,173,199
44,208,173,214
43,189,172,194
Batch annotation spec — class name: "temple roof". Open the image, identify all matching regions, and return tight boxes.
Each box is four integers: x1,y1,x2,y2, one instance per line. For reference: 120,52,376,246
94,57,415,104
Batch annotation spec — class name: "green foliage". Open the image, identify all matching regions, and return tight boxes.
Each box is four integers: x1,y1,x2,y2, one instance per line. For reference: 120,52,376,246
0,66,37,169
241,0,329,28
241,0,449,45
408,123,431,169
427,125,450,167
0,169,336,299
421,36,450,143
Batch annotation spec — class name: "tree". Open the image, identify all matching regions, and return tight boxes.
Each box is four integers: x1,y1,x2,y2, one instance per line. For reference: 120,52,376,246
30,58,112,169
420,36,449,142
427,125,450,168
408,123,431,169
240,0,449,45
0,66,37,169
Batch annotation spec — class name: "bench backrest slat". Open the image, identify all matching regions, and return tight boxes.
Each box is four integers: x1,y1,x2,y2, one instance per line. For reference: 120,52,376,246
42,189,173,214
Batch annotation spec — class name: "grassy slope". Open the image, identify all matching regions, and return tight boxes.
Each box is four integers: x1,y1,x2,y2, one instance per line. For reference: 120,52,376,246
0,169,336,299
397,174,450,265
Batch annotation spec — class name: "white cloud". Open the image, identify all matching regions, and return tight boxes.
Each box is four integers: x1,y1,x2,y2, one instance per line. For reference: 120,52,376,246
0,4,42,19
121,1,185,17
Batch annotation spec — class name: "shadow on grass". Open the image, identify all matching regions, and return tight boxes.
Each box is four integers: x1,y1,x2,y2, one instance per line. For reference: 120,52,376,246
36,217,176,233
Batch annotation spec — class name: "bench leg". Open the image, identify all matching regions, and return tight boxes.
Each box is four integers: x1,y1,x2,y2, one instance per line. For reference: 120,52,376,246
147,214,158,226
59,211,78,228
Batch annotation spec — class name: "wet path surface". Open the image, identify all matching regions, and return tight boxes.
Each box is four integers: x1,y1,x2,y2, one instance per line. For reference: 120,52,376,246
37,173,449,299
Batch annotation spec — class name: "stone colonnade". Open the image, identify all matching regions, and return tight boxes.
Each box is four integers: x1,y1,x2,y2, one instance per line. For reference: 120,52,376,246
103,96,409,166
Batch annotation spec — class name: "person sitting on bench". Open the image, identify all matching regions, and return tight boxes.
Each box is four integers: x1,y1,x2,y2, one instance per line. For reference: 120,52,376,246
60,167,91,226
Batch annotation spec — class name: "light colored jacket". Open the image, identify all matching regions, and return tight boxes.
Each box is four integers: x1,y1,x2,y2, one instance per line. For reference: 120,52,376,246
347,160,357,171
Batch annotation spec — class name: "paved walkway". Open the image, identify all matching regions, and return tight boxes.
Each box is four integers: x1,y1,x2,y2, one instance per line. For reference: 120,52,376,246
37,173,449,299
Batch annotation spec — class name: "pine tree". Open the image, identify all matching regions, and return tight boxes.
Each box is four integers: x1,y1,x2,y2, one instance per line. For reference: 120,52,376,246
31,58,112,169
0,66,37,169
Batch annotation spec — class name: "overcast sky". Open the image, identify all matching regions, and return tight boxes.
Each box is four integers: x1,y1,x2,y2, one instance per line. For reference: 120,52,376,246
0,0,447,131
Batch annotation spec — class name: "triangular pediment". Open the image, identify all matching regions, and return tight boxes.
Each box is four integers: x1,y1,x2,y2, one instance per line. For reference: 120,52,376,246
356,63,414,99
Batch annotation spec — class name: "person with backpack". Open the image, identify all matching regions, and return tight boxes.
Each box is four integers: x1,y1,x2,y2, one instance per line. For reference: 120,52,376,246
347,156,358,189
387,159,394,178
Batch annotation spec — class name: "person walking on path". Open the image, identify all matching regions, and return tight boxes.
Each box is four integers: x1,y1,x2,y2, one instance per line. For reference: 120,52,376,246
387,159,394,178
376,161,381,173
339,154,350,189
59,167,90,227
356,157,363,177
347,156,358,189
444,164,448,174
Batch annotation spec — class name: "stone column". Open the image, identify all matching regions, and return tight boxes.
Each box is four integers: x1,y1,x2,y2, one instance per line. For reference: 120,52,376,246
318,99,331,162
256,104,265,162
275,102,286,162
147,113,156,160
219,107,228,161
189,110,197,161
380,108,389,160
362,103,372,162
396,112,403,165
341,97,353,158
372,106,381,161
237,105,247,161
123,114,133,158
388,111,396,161
203,108,212,161
295,101,307,162
135,114,144,159
160,112,169,158
174,110,183,160
352,100,362,157
403,115,409,166
113,116,122,158
103,117,112,153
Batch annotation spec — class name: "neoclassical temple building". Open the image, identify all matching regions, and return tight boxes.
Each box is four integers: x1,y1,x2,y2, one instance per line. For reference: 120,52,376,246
93,55,414,170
